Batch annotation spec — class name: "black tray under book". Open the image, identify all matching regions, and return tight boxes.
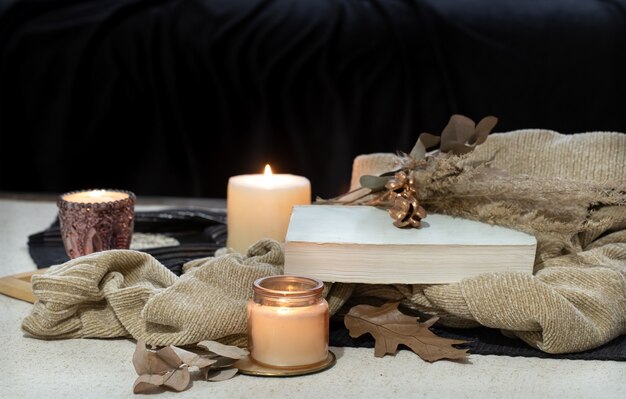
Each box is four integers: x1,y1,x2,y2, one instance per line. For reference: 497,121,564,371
27,208,626,361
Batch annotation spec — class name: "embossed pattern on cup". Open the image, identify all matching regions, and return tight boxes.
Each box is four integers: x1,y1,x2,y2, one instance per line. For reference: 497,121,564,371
57,189,135,259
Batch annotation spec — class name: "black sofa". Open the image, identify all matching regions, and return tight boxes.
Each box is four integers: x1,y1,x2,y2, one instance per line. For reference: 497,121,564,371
1,0,625,199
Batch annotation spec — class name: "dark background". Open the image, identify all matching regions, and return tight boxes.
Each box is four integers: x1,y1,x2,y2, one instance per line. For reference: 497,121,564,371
1,0,625,199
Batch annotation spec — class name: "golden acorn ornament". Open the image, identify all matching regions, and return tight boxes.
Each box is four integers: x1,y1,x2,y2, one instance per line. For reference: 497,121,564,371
385,172,407,192
385,171,427,228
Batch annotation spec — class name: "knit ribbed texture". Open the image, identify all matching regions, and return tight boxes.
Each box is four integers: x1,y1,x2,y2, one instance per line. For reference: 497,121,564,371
348,130,626,353
23,240,283,346
22,130,626,354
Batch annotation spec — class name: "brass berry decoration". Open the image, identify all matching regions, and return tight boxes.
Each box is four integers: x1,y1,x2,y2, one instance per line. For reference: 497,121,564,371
386,171,427,228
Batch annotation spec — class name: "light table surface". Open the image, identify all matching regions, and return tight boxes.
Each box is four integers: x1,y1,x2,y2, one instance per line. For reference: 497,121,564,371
0,198,624,399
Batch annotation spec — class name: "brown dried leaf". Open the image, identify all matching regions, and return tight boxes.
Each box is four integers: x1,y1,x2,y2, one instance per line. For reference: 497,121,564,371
197,341,249,360
131,341,244,393
170,346,216,368
420,132,441,151
410,133,441,160
440,114,497,155
132,341,192,393
132,368,191,393
161,368,190,392
155,346,184,368
474,116,498,145
133,374,166,394
203,367,239,382
441,114,476,153
344,302,469,362
410,138,427,160
133,341,176,375
209,356,240,369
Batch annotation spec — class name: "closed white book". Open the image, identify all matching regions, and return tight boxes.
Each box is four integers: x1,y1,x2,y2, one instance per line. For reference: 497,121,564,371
284,205,537,284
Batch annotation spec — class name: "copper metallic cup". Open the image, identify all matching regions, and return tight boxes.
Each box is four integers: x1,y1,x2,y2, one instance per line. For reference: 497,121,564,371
57,189,136,259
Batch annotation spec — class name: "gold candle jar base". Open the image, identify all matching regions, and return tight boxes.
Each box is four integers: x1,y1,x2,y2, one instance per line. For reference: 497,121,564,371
235,350,336,377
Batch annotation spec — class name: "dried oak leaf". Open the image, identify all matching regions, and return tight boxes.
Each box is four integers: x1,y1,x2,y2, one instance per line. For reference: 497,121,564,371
344,302,469,362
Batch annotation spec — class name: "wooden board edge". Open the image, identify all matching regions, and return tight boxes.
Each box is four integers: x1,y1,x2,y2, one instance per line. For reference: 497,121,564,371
0,268,50,303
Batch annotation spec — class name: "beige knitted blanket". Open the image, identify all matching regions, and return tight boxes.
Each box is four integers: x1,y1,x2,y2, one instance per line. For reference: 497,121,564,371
23,130,626,354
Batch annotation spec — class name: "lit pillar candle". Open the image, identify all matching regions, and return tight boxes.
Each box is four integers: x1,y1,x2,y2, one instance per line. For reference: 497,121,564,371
227,165,311,253
247,276,329,368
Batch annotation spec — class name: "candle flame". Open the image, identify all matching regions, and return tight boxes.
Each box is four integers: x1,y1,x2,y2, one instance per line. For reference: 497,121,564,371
264,164,273,177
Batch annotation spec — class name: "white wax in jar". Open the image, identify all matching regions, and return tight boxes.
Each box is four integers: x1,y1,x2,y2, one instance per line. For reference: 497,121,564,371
227,169,310,253
247,300,329,368
63,190,129,203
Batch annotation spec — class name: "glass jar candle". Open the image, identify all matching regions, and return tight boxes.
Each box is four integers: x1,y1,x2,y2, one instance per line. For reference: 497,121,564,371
57,189,135,259
247,275,329,368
